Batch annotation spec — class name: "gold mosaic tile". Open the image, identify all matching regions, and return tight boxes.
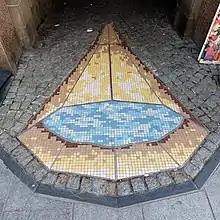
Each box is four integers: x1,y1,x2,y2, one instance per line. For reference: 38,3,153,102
111,44,161,104
99,23,121,45
116,143,179,179
19,125,65,168
158,120,208,165
64,45,111,106
28,44,99,128
51,145,115,179
124,46,186,116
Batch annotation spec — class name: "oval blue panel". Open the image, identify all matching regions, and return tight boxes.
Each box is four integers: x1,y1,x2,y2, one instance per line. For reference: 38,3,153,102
43,101,184,147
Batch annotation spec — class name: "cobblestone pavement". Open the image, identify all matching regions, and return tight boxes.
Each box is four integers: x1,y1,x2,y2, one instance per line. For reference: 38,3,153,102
1,0,220,219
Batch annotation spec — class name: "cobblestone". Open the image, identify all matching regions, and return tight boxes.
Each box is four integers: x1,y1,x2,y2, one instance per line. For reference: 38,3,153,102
117,181,132,196
1,137,20,153
207,133,220,146
145,175,161,191
80,177,93,193
156,173,174,187
66,175,81,190
11,145,34,166
183,162,201,179
170,169,189,184
92,179,116,196
10,122,26,134
130,177,146,192
54,174,69,188
42,172,58,185
10,102,21,110
191,147,212,169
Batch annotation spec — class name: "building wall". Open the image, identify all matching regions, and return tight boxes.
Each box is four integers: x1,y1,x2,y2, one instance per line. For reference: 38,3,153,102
0,0,219,73
174,0,220,47
0,0,21,73
0,0,52,73
194,0,220,46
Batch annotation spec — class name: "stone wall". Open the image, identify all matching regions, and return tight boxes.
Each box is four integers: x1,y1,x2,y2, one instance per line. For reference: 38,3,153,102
6,0,52,48
174,0,220,47
0,0,52,73
0,0,21,73
174,0,204,37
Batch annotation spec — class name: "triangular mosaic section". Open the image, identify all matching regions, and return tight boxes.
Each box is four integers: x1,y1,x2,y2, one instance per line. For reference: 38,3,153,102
98,23,121,45
63,45,111,107
27,44,99,128
110,44,161,104
18,24,209,180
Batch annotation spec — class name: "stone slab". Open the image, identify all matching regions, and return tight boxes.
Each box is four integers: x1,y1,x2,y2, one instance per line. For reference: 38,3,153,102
142,191,214,220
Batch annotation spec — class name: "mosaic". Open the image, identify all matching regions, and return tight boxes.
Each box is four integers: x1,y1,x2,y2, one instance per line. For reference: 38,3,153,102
18,23,209,180
43,101,184,147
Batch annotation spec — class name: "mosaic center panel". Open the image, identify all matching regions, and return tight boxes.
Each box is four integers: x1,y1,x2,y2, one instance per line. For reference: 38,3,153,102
43,101,184,147
18,24,209,180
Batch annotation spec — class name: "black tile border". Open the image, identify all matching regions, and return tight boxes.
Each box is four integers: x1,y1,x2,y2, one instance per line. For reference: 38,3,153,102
194,147,220,188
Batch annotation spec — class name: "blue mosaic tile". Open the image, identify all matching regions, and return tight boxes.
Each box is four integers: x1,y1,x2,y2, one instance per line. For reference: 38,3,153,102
42,101,184,147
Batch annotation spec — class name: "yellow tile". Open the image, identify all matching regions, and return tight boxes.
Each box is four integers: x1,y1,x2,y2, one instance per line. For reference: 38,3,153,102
64,45,111,106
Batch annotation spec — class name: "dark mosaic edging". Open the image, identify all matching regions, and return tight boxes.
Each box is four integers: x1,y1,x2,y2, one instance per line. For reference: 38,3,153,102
0,129,220,207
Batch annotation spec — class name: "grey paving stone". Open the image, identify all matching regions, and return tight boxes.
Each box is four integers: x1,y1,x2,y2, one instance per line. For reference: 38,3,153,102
117,181,132,196
142,191,214,220
1,138,20,154
11,145,33,166
74,203,118,220
66,175,80,191
10,122,26,134
0,160,15,202
157,173,174,187
92,179,116,196
4,175,72,212
54,174,69,188
145,175,161,191
207,133,220,146
190,148,212,168
10,102,21,111
1,209,72,220
203,140,219,153
80,177,93,193
117,206,144,220
204,166,220,220
130,177,146,192
183,162,201,179
169,169,189,184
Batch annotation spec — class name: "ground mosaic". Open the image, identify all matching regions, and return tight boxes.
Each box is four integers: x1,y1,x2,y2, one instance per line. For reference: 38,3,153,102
0,22,220,207
18,24,208,180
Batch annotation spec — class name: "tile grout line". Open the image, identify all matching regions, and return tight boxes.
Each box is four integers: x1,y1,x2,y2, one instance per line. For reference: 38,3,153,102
114,148,118,180
141,204,146,220
108,25,114,100
71,202,75,220
204,190,217,220
157,142,181,167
